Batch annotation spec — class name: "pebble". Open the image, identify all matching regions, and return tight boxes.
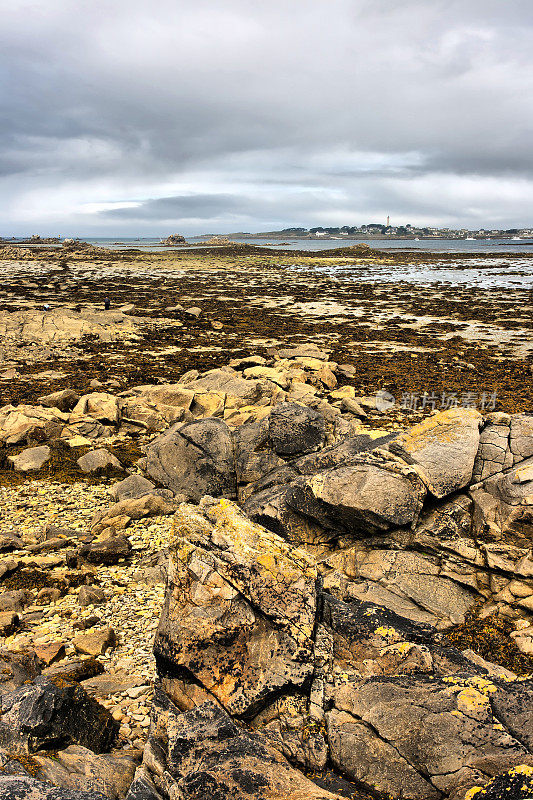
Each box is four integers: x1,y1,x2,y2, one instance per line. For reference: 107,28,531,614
0,479,169,748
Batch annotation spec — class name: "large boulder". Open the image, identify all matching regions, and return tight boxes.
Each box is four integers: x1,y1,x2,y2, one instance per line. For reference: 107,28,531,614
144,418,236,501
154,498,317,716
390,408,482,498
0,404,68,445
286,452,426,535
144,700,344,800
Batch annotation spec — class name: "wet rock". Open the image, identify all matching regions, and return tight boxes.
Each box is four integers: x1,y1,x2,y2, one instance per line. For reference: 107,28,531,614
144,418,235,501
77,449,123,475
7,446,51,472
390,408,482,498
0,675,118,754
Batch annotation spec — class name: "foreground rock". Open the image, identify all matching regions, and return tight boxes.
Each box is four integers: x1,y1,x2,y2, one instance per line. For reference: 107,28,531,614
141,497,533,800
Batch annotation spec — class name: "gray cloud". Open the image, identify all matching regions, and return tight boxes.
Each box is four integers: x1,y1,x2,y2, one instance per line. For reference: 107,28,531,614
1,0,533,234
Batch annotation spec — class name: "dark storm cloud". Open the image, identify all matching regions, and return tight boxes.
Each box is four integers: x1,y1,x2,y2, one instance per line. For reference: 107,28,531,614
1,0,533,234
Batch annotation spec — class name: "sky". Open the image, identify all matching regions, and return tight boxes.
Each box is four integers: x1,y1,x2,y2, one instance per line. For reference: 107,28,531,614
2,0,533,236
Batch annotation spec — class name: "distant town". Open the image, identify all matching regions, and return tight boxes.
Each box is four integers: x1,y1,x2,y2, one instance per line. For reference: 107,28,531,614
199,223,533,241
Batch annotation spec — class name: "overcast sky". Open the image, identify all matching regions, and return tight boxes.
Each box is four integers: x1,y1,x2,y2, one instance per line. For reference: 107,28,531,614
2,0,533,235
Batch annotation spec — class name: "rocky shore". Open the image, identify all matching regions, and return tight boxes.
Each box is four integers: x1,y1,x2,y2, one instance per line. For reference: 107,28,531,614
0,243,531,799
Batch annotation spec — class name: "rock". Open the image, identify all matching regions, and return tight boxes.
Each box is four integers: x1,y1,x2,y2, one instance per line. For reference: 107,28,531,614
183,306,202,318
458,765,533,800
43,658,104,684
73,627,117,656
0,590,33,612
287,452,426,535
125,767,165,800
0,612,19,636
0,536,22,552
32,745,137,800
38,389,80,412
34,641,66,666
78,585,106,607
472,414,514,482
7,445,51,472
0,777,108,800
109,475,156,501
144,418,236,501
267,402,326,456
154,497,317,716
0,675,118,754
72,393,120,425
161,234,186,245
144,700,343,799
390,408,482,498
510,414,533,463
91,494,176,535
78,535,131,565
77,449,123,475
471,455,533,543
0,650,41,692
0,404,68,445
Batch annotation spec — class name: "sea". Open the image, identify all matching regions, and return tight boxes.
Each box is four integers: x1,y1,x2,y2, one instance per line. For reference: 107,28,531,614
5,236,533,290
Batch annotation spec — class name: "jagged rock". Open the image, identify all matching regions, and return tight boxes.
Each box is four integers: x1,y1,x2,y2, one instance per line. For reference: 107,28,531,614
510,414,533,463
145,700,343,800
144,418,235,501
7,445,51,472
38,389,80,412
0,777,107,800
33,642,66,667
0,536,22,552
154,498,317,716
0,676,118,754
473,413,514,482
390,408,482,498
125,767,165,800
72,393,121,425
0,650,41,692
77,449,123,475
267,402,326,456
73,627,117,656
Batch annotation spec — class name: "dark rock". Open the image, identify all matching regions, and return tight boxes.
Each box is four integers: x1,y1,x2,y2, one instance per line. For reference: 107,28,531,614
144,418,236,501
0,776,107,800
78,535,131,565
77,585,106,607
0,591,33,613
0,650,41,692
0,613,19,637
0,676,118,754
267,402,326,456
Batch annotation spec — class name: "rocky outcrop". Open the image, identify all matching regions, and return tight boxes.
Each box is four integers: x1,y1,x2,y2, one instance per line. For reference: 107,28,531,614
140,498,533,800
